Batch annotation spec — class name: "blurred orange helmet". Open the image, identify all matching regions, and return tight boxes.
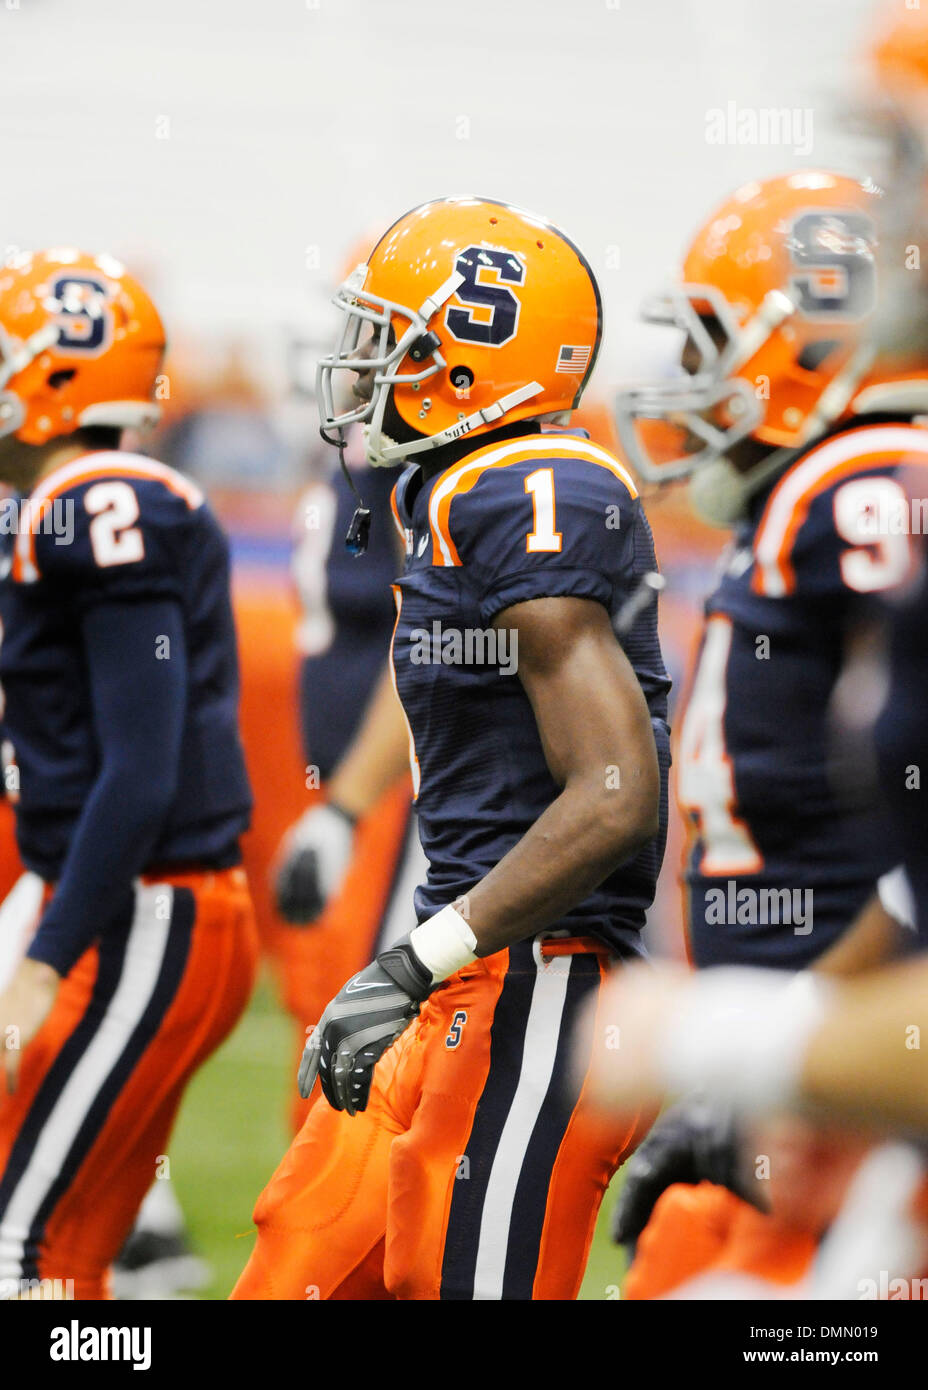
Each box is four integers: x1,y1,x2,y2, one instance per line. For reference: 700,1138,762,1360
860,6,928,368
615,171,880,488
872,4,928,99
317,196,602,467
0,249,165,446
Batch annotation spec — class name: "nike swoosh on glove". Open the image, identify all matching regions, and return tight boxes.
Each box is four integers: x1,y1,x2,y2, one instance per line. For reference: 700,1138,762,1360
297,935,435,1114
273,801,356,925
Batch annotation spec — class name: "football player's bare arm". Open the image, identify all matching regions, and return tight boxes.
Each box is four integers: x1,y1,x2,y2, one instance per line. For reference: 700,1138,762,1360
583,954,928,1136
812,891,911,978
298,594,662,1113
800,959,928,1131
458,595,660,957
611,885,910,1237
273,659,410,923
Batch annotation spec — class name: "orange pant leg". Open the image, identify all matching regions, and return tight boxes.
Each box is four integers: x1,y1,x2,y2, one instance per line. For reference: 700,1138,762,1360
230,949,497,1303
230,1059,402,1300
624,1182,817,1300
234,940,650,1302
386,944,652,1300
0,798,24,903
718,1199,817,1286
623,1183,744,1300
233,584,307,958
0,868,257,1299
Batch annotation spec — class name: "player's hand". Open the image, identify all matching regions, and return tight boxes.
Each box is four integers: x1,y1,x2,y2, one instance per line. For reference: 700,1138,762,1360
581,961,689,1115
272,802,356,925
298,935,435,1114
612,1096,762,1248
0,957,60,1093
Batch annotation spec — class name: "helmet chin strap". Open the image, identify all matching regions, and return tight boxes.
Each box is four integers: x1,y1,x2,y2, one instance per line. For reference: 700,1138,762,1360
361,422,406,469
379,381,545,464
347,379,545,550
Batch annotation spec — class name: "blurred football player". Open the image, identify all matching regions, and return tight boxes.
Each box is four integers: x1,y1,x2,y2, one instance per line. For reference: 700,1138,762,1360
612,169,928,1297
268,411,427,1130
851,3,928,952
578,955,928,1298
263,237,425,1128
232,196,670,1300
0,251,257,1299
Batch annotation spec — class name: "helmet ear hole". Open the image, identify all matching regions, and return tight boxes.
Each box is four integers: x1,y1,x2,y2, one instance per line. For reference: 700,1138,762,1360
47,368,76,390
450,365,474,392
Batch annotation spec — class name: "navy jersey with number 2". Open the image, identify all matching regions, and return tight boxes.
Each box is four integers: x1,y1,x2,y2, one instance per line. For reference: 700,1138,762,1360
0,449,252,975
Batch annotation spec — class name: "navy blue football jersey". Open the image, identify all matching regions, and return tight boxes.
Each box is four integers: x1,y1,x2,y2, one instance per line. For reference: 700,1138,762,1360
0,451,252,888
683,420,928,968
868,453,928,947
292,428,399,780
390,429,671,959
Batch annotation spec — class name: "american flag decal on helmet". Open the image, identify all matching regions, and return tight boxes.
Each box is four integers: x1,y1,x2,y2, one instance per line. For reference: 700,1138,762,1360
555,344,591,374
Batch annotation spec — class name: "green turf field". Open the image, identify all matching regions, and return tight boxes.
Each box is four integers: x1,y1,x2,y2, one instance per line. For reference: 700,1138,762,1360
169,968,628,1301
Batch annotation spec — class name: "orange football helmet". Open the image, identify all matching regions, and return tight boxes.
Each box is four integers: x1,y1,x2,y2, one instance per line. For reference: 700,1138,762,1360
871,4,928,102
316,196,602,467
615,171,881,490
0,249,165,446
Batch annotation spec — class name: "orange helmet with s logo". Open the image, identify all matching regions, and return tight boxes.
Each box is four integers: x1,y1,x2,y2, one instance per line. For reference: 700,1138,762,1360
317,197,602,467
0,249,165,446
615,171,881,493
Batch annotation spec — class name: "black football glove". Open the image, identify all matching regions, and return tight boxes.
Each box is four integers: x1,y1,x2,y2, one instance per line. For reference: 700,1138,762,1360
297,935,435,1114
612,1096,763,1249
272,802,356,925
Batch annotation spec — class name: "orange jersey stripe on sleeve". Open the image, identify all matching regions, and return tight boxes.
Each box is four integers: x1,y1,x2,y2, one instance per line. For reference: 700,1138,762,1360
13,452,203,584
752,425,928,597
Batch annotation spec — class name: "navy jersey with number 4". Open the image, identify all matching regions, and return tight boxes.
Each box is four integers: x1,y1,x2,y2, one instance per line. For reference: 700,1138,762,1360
0,450,252,974
682,419,928,968
390,428,671,959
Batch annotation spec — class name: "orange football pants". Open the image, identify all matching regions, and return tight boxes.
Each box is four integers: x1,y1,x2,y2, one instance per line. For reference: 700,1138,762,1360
0,866,258,1300
232,938,653,1301
623,1182,817,1299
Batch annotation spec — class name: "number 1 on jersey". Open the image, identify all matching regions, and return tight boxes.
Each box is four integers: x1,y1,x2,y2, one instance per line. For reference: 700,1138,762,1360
524,468,562,553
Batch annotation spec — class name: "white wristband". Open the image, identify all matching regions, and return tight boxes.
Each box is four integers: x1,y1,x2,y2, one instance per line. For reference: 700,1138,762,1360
410,905,478,983
877,864,917,933
658,968,834,1114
